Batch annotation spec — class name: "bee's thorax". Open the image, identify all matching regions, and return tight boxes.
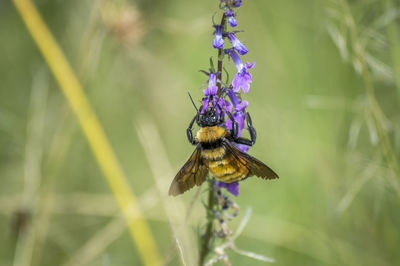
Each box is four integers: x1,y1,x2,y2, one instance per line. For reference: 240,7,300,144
196,126,228,143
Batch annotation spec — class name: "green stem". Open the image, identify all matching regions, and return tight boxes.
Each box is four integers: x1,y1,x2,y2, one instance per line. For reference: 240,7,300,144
217,13,227,95
199,179,215,265
199,11,227,266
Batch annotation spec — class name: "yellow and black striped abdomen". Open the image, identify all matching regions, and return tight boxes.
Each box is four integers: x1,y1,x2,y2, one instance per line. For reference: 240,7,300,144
198,125,248,183
203,148,249,183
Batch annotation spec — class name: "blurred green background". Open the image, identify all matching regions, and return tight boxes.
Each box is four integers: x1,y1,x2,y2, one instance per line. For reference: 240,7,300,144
1,0,400,265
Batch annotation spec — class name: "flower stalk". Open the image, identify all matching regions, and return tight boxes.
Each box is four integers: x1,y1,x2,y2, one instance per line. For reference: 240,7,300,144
217,14,227,94
200,10,228,265
199,0,256,263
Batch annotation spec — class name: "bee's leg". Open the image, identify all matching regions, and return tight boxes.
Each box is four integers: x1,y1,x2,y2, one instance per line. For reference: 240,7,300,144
232,112,256,146
246,112,257,145
187,114,198,145
234,137,253,146
226,111,239,138
219,108,225,123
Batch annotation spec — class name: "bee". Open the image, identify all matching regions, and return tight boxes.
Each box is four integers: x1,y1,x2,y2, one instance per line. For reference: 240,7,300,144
168,96,279,196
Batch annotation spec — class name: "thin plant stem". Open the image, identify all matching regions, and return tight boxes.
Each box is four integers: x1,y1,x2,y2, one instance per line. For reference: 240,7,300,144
200,12,227,265
199,180,216,265
217,13,227,95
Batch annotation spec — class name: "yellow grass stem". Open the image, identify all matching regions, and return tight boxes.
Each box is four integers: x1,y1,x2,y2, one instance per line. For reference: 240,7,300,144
12,0,161,265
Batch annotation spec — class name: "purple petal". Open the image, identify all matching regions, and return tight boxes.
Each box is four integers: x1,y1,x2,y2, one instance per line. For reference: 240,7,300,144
208,73,217,87
203,86,218,96
202,73,218,96
217,181,239,196
245,61,255,69
232,68,252,93
213,25,224,49
234,111,245,136
224,99,232,113
235,0,242,7
227,88,240,107
228,34,248,55
228,16,237,27
201,97,209,113
236,144,249,152
237,100,248,111
225,9,234,16
225,118,232,130
228,49,244,72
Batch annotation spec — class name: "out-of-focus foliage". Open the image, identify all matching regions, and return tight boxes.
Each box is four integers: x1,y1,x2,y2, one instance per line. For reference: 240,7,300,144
0,0,400,265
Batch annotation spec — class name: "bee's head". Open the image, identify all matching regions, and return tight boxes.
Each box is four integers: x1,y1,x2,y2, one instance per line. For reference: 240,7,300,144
198,106,224,127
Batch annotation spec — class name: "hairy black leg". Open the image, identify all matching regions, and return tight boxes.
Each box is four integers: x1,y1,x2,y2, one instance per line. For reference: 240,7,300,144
232,112,257,146
187,114,198,145
246,112,257,145
226,110,238,138
234,137,253,146
219,108,224,123
215,102,225,123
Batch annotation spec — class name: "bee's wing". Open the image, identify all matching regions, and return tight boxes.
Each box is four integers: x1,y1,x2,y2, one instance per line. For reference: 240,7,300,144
223,140,279,180
169,146,208,196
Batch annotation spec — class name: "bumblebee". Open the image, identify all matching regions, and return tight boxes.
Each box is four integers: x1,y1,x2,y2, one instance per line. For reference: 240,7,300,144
168,100,278,196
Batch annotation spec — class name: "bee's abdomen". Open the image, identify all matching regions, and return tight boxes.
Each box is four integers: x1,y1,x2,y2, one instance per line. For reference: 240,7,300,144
201,145,225,160
204,151,249,183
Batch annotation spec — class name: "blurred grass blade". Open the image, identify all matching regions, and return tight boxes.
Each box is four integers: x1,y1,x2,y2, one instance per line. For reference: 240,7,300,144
13,68,48,266
12,0,161,265
385,0,400,100
64,188,161,266
135,114,197,265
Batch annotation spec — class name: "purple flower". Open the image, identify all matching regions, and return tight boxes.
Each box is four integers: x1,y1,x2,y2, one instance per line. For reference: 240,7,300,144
225,9,234,16
225,89,248,138
228,50,255,93
212,25,224,49
235,0,242,7
228,16,238,27
226,9,237,27
228,33,248,55
201,73,218,112
220,0,242,8
202,73,218,96
217,181,239,196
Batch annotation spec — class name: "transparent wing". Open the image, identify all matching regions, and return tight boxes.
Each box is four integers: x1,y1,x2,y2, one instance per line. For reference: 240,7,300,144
169,146,208,196
223,140,279,180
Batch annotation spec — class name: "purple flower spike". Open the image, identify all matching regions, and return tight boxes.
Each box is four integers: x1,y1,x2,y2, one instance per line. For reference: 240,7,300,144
235,0,242,7
228,16,237,27
213,25,224,49
217,181,239,196
228,33,248,55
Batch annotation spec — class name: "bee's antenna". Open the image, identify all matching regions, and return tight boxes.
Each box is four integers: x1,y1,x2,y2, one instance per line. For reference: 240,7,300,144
215,94,223,112
187,91,199,113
